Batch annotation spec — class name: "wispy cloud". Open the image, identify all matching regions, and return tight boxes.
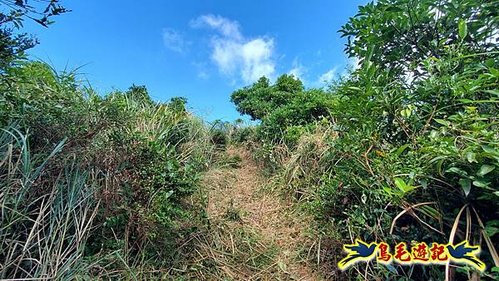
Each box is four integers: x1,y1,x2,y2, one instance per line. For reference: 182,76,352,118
317,67,337,86
192,61,210,80
191,14,275,84
288,58,306,82
314,66,338,87
162,28,189,53
198,70,209,80
190,14,242,40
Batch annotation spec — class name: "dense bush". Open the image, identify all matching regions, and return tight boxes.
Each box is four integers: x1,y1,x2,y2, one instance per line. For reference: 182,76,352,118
335,3,497,280
0,61,214,278
231,75,304,121
231,0,498,279
230,74,336,156
325,1,498,277
2,0,497,279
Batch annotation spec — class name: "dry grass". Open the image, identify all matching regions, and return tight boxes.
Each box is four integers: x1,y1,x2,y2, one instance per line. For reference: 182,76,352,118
183,146,322,280
282,124,336,201
0,128,99,280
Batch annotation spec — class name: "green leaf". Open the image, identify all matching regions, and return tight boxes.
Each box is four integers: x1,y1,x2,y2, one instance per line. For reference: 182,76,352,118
429,130,439,138
394,178,415,193
457,98,474,104
418,205,440,220
477,164,495,177
482,145,498,154
473,180,489,188
394,144,410,156
446,167,467,177
382,185,393,195
459,178,471,197
400,108,411,117
490,68,499,78
485,225,499,237
385,6,403,12
465,152,477,163
458,19,468,40
435,119,450,127
485,58,495,68
483,89,499,97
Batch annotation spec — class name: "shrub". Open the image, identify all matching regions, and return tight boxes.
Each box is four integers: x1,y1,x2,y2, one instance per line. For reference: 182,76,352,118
0,61,215,278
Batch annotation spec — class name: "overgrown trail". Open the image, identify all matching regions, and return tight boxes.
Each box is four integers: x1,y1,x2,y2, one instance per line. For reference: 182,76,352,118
198,147,321,280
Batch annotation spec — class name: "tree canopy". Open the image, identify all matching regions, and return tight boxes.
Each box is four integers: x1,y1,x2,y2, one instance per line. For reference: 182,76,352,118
340,0,498,78
230,74,304,120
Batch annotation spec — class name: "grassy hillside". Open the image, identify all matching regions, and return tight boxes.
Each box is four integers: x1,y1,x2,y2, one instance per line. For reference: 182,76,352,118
0,61,218,279
1,0,498,280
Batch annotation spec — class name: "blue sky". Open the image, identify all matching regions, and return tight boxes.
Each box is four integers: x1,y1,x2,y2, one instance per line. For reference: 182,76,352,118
24,0,367,122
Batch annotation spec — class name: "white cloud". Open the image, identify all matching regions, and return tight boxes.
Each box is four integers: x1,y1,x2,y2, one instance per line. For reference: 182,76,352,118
241,38,275,82
288,58,305,81
191,14,242,40
198,71,209,80
318,68,337,85
211,39,240,74
191,14,275,84
162,28,188,53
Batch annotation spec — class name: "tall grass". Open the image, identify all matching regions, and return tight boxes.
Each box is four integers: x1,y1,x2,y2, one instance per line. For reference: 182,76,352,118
0,126,98,280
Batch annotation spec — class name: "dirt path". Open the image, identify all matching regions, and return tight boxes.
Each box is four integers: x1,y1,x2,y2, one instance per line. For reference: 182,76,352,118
198,147,321,280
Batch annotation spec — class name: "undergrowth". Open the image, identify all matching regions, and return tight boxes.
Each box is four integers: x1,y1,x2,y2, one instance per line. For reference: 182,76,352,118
1,0,498,280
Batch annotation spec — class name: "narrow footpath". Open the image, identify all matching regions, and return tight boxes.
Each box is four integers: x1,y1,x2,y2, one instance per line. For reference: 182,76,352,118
195,147,321,280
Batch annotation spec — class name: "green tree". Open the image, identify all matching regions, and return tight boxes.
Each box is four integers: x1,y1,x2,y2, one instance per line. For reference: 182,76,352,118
230,74,335,146
319,0,499,278
0,0,69,70
231,74,304,120
258,89,335,144
340,0,498,78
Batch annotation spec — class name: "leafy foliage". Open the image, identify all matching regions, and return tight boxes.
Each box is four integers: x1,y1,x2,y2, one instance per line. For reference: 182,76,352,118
231,0,498,279
2,0,498,279
231,74,335,147
231,75,304,121
340,0,498,77
0,0,69,71
0,61,215,278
